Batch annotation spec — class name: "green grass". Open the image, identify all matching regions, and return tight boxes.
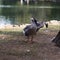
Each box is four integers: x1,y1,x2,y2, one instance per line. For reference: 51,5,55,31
0,25,59,35
41,25,60,30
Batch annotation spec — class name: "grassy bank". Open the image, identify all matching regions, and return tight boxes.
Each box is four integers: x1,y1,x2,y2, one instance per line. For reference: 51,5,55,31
0,24,59,35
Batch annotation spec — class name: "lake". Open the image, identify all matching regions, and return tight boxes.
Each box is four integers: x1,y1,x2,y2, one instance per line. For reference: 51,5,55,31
0,2,60,26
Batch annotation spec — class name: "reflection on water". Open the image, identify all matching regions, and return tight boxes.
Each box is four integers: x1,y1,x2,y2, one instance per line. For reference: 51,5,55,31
0,16,11,28
0,16,11,24
0,5,14,8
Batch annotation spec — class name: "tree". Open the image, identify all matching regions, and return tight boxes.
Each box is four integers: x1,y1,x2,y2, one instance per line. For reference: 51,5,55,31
52,31,60,47
20,0,23,5
26,0,29,5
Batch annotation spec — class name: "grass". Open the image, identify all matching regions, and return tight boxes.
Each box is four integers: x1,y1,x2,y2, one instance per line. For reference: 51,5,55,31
48,25,60,30
37,25,60,33
0,25,59,34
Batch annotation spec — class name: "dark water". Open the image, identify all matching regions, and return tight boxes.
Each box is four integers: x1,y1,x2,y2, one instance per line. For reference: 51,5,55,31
0,2,60,25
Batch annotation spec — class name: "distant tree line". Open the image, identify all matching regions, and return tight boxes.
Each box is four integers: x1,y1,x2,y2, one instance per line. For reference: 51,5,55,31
2,0,18,5
2,0,60,5
20,0,60,5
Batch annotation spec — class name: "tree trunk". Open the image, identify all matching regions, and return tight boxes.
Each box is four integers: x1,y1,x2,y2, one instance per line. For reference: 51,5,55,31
26,0,29,5
20,0,23,5
52,31,60,46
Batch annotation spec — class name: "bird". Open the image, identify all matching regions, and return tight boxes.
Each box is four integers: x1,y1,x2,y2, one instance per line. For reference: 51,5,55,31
23,18,38,43
23,18,37,42
36,21,45,32
45,22,48,29
23,17,47,43
36,21,48,31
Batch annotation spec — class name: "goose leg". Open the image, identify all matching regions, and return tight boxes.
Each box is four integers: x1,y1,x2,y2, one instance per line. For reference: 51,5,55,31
30,35,33,43
25,36,29,43
26,36,30,42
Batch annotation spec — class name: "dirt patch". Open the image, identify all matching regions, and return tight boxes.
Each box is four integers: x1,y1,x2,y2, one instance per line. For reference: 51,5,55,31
0,30,60,60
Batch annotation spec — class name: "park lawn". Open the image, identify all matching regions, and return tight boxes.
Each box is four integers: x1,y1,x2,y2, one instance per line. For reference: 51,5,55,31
0,25,59,60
